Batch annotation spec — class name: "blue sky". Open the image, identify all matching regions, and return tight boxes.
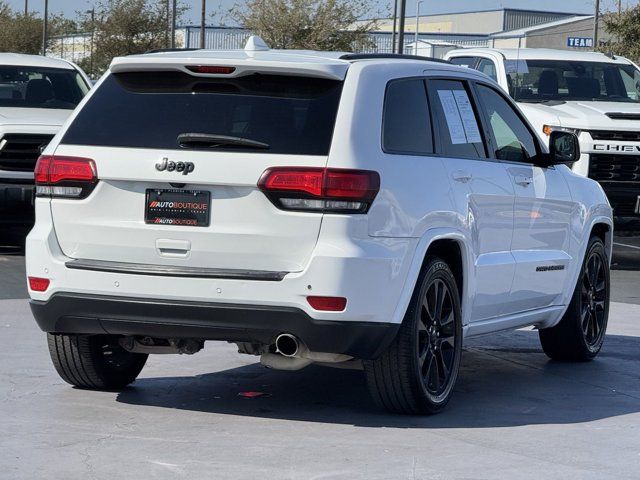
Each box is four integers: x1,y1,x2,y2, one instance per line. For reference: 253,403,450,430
4,0,631,24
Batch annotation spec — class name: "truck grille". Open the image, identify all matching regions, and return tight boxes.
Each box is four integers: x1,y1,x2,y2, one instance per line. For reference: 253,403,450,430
0,134,54,172
589,154,640,182
589,130,640,142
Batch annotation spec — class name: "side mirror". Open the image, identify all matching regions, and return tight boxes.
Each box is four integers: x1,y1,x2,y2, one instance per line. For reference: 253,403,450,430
547,131,580,166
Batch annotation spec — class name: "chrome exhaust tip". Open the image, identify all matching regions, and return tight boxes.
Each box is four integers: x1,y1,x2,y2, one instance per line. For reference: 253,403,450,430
275,333,299,357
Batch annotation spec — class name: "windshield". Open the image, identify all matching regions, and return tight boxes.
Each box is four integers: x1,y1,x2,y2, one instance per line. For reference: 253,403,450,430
506,59,640,103
0,65,89,109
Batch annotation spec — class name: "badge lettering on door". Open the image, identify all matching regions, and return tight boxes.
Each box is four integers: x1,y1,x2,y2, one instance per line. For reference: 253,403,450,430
155,157,195,175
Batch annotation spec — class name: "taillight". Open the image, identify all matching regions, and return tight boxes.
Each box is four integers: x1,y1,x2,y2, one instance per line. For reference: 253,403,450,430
258,167,380,213
28,277,50,292
35,155,98,199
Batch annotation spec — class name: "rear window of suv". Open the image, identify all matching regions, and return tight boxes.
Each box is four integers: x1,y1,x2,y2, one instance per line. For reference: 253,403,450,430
62,71,343,155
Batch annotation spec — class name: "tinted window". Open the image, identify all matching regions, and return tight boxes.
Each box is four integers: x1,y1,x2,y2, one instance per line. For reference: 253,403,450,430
449,57,477,68
0,65,88,109
429,79,486,158
477,59,498,81
62,72,343,155
382,78,433,154
477,84,537,162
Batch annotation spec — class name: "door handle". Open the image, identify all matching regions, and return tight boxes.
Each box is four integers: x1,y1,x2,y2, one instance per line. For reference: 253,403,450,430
452,171,473,183
514,175,532,186
156,239,191,257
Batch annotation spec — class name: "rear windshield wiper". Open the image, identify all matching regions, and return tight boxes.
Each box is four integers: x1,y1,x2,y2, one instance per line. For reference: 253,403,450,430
177,133,270,150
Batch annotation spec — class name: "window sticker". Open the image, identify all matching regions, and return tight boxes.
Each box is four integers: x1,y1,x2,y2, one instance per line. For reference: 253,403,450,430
438,90,467,144
453,90,482,144
437,89,482,145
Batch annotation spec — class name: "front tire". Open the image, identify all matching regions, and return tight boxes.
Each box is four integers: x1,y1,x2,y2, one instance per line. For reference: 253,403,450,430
364,257,463,414
47,334,148,389
539,236,610,361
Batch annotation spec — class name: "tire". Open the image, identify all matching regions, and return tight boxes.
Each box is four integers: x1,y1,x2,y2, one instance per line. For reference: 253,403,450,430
47,334,148,389
364,257,463,415
539,236,610,361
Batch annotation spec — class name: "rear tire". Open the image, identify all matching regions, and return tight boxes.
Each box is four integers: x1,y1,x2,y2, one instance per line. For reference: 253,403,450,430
364,257,463,414
47,334,148,389
539,236,610,361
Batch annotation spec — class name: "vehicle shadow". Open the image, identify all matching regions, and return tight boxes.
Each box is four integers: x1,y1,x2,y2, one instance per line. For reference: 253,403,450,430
117,330,640,428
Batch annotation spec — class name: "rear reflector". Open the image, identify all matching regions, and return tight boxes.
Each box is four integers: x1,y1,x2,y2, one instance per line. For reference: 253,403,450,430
186,65,236,74
35,155,97,199
307,296,347,312
28,277,50,292
258,167,380,213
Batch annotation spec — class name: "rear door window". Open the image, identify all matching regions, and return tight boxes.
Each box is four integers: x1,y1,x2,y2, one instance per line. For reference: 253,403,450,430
62,72,343,155
382,78,433,155
477,59,498,82
428,79,486,159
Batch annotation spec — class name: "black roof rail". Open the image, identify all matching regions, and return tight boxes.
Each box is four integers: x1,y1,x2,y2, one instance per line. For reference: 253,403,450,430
145,48,202,54
339,53,451,64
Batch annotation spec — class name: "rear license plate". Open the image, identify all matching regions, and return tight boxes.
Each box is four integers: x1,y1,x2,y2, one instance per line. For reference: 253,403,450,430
145,189,210,227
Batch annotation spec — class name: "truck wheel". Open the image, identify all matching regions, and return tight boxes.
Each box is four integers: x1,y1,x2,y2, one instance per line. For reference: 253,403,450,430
364,257,462,414
539,236,609,361
47,334,147,389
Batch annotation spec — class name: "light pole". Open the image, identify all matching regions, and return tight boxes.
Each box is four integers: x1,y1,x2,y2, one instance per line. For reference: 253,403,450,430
414,0,423,55
200,0,206,49
391,0,398,53
171,0,177,49
397,0,406,54
24,0,28,15
86,8,95,78
41,0,48,56
593,0,600,50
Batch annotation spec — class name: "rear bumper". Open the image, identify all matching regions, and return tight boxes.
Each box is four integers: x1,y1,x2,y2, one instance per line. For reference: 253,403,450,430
30,292,399,359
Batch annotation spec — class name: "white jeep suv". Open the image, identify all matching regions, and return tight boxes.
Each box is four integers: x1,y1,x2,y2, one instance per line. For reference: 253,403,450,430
445,48,640,231
26,40,613,414
0,54,90,239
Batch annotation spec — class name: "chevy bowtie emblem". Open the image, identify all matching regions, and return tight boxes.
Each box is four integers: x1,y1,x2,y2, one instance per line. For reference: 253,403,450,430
155,157,195,175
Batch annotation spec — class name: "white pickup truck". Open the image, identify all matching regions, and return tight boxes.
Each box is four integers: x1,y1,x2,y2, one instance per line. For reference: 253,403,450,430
445,48,640,231
0,54,90,241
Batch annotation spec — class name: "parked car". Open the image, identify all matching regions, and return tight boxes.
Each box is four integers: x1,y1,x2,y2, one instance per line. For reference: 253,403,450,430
27,38,612,414
445,48,640,231
0,54,91,241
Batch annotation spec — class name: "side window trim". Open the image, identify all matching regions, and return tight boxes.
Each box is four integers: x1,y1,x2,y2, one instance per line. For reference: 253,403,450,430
381,76,435,156
425,77,490,160
472,80,544,165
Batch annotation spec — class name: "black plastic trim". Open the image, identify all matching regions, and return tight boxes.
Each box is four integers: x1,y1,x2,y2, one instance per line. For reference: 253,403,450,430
339,53,450,64
65,258,288,281
29,293,399,359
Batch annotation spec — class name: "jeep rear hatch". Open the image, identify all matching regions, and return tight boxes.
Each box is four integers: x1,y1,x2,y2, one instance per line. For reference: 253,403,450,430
47,69,344,274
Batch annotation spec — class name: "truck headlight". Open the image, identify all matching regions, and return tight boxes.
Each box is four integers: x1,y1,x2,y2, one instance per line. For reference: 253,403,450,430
542,125,581,137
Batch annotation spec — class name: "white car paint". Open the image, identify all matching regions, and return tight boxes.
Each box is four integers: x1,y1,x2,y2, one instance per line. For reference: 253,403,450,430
27,48,612,350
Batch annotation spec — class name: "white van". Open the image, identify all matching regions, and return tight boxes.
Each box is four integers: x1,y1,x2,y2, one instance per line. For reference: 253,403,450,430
445,48,640,231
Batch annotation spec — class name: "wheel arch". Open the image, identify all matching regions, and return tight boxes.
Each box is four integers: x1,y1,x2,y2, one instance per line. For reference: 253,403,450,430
391,229,473,327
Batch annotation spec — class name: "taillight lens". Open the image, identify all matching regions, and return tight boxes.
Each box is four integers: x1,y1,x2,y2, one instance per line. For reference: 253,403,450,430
28,277,50,292
186,65,236,74
35,155,98,199
258,167,380,213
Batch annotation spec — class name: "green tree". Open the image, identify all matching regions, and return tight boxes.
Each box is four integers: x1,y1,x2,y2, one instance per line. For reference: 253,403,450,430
77,0,186,75
0,2,78,55
602,6,640,62
230,0,380,51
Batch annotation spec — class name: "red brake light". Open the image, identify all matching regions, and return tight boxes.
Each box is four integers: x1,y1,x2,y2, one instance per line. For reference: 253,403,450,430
35,155,97,199
186,65,236,74
307,296,347,312
28,277,50,292
258,167,380,213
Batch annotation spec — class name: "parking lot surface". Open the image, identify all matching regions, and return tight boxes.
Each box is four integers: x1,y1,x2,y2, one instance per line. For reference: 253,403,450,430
1,238,639,479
